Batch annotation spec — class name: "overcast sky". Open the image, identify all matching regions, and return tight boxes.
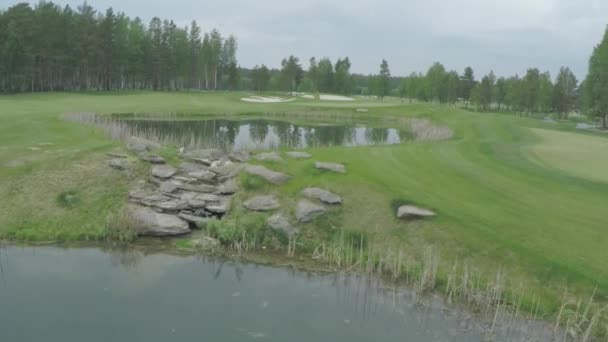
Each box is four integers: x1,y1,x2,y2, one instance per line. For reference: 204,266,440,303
3,0,607,79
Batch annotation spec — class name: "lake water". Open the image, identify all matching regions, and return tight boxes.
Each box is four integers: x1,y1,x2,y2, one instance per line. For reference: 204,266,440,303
0,246,552,341
116,118,408,150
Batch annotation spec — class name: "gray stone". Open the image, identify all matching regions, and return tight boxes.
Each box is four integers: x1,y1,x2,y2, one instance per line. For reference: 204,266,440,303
397,205,436,219
151,199,189,212
296,199,327,223
229,150,250,162
286,151,312,159
206,196,232,214
151,165,177,179
216,179,239,195
209,162,243,178
255,151,284,162
129,205,190,236
188,170,217,183
243,195,280,211
301,187,342,204
178,212,212,227
267,213,298,237
180,192,221,206
179,162,205,174
138,153,166,164
159,181,179,193
106,152,128,159
315,161,346,174
126,136,160,153
183,148,224,163
108,158,129,170
244,165,289,184
178,183,217,193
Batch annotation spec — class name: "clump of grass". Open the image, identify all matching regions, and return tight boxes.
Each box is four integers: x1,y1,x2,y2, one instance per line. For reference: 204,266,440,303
56,190,80,208
104,206,138,242
174,239,194,251
239,173,270,192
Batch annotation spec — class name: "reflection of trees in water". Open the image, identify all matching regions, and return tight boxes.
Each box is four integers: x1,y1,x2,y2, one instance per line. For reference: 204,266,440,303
273,121,302,148
108,247,144,270
365,128,389,144
249,120,269,145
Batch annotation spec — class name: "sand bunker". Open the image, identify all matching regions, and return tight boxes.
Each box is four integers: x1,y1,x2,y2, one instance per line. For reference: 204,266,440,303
301,94,355,101
241,96,295,103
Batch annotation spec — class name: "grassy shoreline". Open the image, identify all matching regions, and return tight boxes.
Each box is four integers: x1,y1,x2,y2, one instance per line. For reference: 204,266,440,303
1,91,607,337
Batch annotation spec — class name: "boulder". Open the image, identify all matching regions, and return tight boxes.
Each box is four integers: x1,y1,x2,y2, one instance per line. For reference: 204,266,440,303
267,213,298,237
206,196,232,214
296,199,327,223
286,151,311,159
178,183,217,193
138,153,166,164
126,136,160,153
188,170,217,183
151,199,190,212
216,179,239,195
229,150,250,163
129,205,190,236
244,165,289,184
180,192,220,209
178,212,212,227
183,148,224,164
209,162,243,178
315,161,346,174
243,195,280,211
255,152,283,162
108,158,129,170
151,165,177,179
301,187,342,204
397,205,436,219
159,181,179,194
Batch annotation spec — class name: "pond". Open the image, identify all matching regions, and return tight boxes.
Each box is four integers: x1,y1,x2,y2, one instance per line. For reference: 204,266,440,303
0,246,553,341
113,118,409,150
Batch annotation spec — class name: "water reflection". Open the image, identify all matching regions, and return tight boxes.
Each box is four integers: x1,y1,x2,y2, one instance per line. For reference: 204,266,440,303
118,119,408,150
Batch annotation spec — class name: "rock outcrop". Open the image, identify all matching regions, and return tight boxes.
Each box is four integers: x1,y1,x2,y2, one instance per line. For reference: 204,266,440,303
244,165,289,184
151,165,177,179
315,161,346,173
301,187,342,204
243,195,280,211
129,205,190,236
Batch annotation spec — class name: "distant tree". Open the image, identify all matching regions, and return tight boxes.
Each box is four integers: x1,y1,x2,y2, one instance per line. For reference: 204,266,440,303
552,67,578,120
317,58,334,93
425,62,446,102
583,26,608,128
445,71,460,105
494,77,507,110
307,57,319,92
523,68,541,115
460,67,475,108
334,57,353,94
376,59,391,99
252,64,270,91
279,55,303,92
478,71,495,111
538,71,553,113
188,20,202,88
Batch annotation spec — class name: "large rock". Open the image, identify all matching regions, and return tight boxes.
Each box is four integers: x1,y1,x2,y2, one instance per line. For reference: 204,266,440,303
151,165,177,179
315,162,346,174
243,195,280,211
151,199,189,212
267,213,298,237
159,181,179,193
286,151,311,159
180,192,221,208
206,196,232,214
209,162,243,178
296,199,327,223
138,153,166,164
108,158,129,170
244,165,289,184
229,150,250,163
178,183,217,193
255,152,283,162
188,170,217,183
129,205,190,236
397,205,436,219
126,136,160,153
301,187,342,204
216,179,239,195
183,148,224,165
179,162,206,174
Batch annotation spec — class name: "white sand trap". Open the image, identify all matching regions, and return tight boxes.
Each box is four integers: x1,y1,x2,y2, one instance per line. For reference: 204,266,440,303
241,96,295,103
301,94,355,101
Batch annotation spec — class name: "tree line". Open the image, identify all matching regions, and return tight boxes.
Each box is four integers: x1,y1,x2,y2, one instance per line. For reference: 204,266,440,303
1,2,607,127
0,1,237,92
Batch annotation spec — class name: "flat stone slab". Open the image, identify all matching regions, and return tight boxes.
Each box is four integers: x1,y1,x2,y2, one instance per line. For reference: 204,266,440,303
183,148,224,162
179,162,206,174
188,170,217,183
315,161,346,174
178,212,212,227
138,153,166,164
159,181,179,193
397,205,436,219
243,195,280,211
129,205,190,236
178,183,217,193
296,199,327,223
244,165,289,184
255,152,283,162
267,213,298,237
108,158,129,170
180,192,221,208
229,150,250,163
301,188,342,204
151,165,177,179
286,151,311,159
216,179,239,195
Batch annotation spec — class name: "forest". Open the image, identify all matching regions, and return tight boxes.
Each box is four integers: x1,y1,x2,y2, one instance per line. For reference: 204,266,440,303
1,1,607,126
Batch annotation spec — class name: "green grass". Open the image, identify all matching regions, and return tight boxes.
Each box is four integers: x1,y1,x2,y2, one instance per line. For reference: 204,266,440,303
1,91,607,310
